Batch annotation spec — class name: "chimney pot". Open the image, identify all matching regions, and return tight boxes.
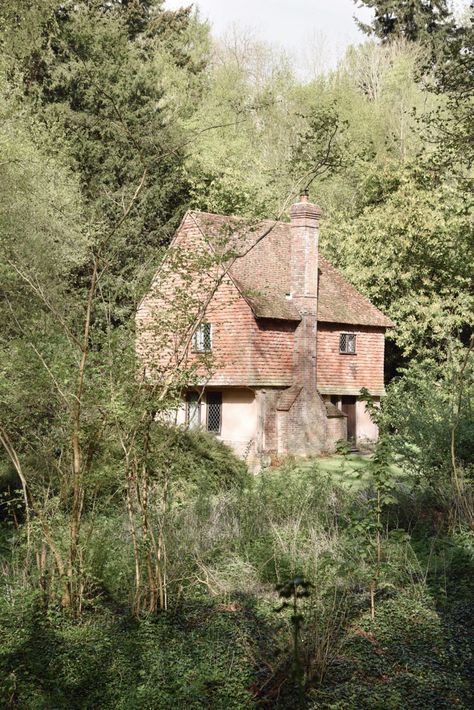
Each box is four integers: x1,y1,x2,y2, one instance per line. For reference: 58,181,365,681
290,195,321,223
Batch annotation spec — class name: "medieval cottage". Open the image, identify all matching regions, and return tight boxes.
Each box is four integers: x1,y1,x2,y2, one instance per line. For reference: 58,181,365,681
137,194,393,468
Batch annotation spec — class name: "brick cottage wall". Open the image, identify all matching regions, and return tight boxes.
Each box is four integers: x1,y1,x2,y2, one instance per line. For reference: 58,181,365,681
316,323,386,395
137,213,295,388
197,277,295,386
136,214,218,380
137,207,391,459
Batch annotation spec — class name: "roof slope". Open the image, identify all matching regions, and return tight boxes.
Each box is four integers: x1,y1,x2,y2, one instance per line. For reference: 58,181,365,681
190,211,394,329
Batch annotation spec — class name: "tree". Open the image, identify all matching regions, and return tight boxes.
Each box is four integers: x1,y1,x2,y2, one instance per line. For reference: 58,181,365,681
377,347,474,502
354,0,457,46
322,165,474,362
0,1,214,613
0,69,89,607
423,8,474,173
184,30,300,217
0,0,210,320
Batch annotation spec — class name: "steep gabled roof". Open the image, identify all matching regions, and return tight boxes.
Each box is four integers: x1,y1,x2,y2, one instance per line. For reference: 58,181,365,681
189,211,394,329
233,278,301,321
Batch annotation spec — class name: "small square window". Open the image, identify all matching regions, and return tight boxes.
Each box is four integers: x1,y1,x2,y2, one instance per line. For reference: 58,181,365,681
193,323,212,352
340,333,356,354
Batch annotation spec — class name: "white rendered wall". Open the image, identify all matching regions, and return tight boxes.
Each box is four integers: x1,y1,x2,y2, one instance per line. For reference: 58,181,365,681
220,388,258,460
356,398,379,444
177,388,258,461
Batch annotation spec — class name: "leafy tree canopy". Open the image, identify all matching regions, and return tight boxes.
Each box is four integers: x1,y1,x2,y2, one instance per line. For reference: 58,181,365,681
322,164,474,360
0,0,210,318
354,0,457,45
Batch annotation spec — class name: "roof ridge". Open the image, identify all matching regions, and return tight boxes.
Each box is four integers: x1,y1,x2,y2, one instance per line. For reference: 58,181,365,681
190,210,286,226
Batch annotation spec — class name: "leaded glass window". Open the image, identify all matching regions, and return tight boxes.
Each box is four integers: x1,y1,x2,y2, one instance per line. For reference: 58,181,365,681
186,391,201,429
207,392,222,433
340,333,356,354
193,323,212,352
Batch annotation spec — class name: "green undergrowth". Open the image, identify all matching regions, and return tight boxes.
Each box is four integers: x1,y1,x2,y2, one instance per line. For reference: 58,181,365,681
0,457,472,709
0,596,261,709
151,426,251,495
308,590,473,710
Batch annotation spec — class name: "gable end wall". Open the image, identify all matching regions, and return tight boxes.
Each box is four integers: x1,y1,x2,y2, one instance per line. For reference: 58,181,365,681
137,215,295,387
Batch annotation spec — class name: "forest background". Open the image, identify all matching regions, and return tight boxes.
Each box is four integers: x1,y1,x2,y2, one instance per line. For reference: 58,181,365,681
0,1,473,708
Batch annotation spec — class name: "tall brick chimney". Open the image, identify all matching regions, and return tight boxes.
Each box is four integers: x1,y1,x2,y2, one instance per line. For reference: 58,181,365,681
290,191,321,390
285,191,327,454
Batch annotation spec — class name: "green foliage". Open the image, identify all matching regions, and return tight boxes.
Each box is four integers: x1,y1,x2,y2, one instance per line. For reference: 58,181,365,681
354,0,457,45
411,528,474,602
423,7,474,173
378,355,474,488
289,103,348,189
323,168,474,360
335,439,352,456
1,459,473,708
149,425,251,495
0,1,217,618
0,2,473,706
183,32,299,216
310,590,474,709
0,0,210,317
0,596,257,709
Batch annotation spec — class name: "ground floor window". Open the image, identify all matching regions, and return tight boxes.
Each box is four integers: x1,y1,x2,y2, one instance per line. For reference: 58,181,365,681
206,391,222,433
186,391,201,429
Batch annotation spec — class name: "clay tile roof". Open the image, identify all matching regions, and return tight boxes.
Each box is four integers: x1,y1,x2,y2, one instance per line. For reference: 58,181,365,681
190,211,394,329
276,385,302,411
317,255,394,328
232,278,301,321
325,402,347,418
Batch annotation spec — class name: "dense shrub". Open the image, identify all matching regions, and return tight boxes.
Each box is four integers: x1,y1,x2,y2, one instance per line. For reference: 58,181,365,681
151,425,251,495
0,596,258,709
377,359,474,490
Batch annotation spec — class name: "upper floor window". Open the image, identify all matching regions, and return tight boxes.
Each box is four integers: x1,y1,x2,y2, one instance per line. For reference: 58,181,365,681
340,333,356,354
193,323,212,352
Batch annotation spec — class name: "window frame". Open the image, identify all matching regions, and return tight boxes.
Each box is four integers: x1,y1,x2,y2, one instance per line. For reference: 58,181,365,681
192,322,212,353
339,332,357,355
185,390,201,429
206,391,222,434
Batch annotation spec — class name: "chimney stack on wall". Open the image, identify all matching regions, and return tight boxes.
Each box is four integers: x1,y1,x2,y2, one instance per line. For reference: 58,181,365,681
289,191,321,391
284,191,327,455
290,191,321,309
